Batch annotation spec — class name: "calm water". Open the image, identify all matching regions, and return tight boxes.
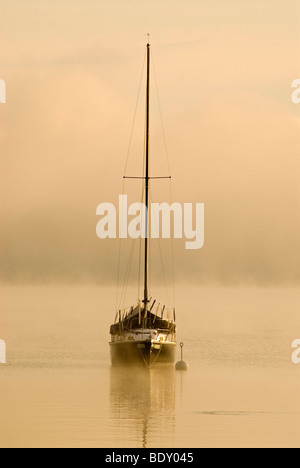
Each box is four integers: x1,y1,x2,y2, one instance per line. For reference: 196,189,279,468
0,285,299,448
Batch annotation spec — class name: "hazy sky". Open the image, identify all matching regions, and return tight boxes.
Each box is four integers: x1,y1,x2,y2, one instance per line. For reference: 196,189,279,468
0,0,299,285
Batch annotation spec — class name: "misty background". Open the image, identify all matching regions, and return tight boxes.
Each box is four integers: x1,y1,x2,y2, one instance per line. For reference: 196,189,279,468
0,0,299,286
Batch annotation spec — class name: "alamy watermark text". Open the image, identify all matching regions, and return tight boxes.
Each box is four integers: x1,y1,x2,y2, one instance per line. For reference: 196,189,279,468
292,339,300,364
0,79,6,103
96,196,204,250
0,339,6,364
291,79,300,104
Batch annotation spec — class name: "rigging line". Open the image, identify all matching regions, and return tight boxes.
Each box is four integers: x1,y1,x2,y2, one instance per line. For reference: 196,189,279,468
149,190,152,298
137,235,142,303
169,180,176,307
123,49,147,177
119,237,137,310
138,346,150,369
138,106,147,302
122,240,137,309
115,171,125,311
149,344,163,369
151,49,172,176
146,86,151,300
137,183,146,302
115,171,127,310
149,188,171,306
151,49,176,306
115,303,134,314
116,49,146,310
119,233,137,309
115,196,123,311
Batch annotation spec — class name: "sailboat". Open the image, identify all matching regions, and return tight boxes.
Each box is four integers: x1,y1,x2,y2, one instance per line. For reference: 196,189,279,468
109,41,177,368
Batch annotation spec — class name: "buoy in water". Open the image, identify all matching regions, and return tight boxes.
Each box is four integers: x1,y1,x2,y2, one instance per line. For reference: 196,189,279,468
175,342,189,370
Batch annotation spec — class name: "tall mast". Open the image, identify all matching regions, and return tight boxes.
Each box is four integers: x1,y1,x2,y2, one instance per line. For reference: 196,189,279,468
144,41,150,307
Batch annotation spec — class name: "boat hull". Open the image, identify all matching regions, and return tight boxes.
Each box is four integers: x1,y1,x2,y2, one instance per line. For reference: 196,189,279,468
110,340,176,368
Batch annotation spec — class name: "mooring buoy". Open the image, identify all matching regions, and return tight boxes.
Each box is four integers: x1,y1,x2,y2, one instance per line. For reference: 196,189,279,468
175,342,189,370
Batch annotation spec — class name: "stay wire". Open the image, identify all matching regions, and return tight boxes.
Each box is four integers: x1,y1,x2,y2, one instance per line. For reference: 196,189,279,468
116,50,147,311
151,49,176,307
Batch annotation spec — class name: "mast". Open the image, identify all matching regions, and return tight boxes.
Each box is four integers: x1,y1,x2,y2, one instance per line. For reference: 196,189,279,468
144,41,150,307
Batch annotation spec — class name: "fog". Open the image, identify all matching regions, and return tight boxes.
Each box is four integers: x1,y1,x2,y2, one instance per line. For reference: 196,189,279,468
0,0,299,285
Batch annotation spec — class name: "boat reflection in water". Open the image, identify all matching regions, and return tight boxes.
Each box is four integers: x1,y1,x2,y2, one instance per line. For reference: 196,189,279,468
109,366,176,448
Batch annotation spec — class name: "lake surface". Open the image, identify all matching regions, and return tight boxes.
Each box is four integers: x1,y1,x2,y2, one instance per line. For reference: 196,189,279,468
0,285,299,448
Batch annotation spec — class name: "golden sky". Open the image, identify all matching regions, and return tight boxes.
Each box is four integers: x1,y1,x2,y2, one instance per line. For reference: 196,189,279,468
0,0,299,284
